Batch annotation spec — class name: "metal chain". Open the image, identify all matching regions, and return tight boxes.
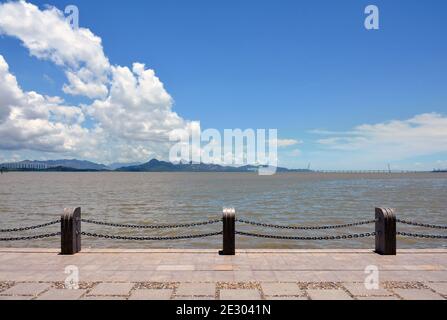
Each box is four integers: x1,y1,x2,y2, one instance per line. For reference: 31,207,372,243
396,219,447,229
81,218,221,229
236,218,376,230
397,231,447,239
235,230,376,240
81,231,222,240
0,220,60,233
0,232,61,241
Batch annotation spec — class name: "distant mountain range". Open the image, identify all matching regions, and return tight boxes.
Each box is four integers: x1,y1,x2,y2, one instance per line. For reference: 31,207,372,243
115,159,308,172
107,162,142,170
0,158,311,172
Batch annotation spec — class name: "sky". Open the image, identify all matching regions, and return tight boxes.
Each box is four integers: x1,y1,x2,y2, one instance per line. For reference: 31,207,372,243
0,0,446,170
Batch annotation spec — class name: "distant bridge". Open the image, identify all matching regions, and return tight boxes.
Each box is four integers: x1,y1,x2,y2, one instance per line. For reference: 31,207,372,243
311,170,424,174
0,161,49,170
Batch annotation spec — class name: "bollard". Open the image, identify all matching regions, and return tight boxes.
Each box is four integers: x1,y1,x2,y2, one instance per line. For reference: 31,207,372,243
219,208,235,255
375,207,396,255
61,207,81,255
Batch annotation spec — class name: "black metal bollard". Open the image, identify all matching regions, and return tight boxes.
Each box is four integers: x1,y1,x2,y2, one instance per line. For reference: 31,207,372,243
61,207,81,255
375,207,396,255
219,208,235,255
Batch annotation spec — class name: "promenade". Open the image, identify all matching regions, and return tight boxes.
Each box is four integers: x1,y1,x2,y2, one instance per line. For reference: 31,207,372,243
0,248,446,300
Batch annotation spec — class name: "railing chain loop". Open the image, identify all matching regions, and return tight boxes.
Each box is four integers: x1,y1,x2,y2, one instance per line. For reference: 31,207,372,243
235,230,376,240
236,219,376,230
396,219,447,230
81,231,222,241
0,220,60,233
397,231,447,239
81,218,221,229
0,232,61,241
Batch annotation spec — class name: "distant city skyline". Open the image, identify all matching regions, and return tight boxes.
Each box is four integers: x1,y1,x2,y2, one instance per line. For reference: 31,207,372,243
0,0,446,170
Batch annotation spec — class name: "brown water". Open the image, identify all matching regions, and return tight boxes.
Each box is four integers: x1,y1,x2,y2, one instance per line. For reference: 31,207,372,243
0,172,446,249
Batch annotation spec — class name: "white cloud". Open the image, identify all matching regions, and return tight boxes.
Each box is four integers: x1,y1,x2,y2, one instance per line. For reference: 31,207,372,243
316,113,447,160
0,1,198,163
275,139,302,148
0,54,91,153
0,0,109,98
87,63,189,142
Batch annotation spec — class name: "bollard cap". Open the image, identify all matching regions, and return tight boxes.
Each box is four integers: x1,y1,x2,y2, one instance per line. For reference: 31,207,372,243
223,207,235,217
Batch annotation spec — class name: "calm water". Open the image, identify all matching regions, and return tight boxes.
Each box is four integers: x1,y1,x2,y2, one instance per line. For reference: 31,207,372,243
0,172,446,249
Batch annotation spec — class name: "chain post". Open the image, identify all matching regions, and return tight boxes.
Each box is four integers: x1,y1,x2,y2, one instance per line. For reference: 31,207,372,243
219,208,235,255
375,207,396,255
61,207,81,255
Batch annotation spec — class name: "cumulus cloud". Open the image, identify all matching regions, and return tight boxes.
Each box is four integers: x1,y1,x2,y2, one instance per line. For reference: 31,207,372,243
0,0,110,99
0,54,91,153
0,1,198,163
316,113,447,160
87,63,187,142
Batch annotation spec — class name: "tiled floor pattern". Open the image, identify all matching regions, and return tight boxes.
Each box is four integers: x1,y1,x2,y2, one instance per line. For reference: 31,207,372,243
0,281,446,300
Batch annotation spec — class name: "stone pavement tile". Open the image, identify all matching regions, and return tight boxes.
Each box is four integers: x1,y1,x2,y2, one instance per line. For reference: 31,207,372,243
129,289,173,300
252,271,277,282
0,295,33,300
88,283,134,296
266,296,308,300
36,289,87,300
342,283,393,297
81,296,127,300
156,265,195,271
220,289,261,300
273,271,301,282
0,283,51,296
261,283,303,296
356,296,401,300
393,289,444,300
173,296,215,300
426,283,447,296
233,271,256,281
176,283,215,296
307,289,353,300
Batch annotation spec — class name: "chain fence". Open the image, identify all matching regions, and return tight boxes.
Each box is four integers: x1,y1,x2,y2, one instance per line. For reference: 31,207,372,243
0,219,60,233
0,232,61,241
1,215,446,244
236,218,376,230
397,231,447,239
235,230,376,240
81,231,222,241
396,219,447,230
81,218,221,229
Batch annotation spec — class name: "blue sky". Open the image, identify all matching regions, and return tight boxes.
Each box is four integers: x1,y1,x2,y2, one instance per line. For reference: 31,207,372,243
0,0,446,170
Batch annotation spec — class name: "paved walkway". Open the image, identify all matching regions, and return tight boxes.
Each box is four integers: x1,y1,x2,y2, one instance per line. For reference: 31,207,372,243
0,248,446,300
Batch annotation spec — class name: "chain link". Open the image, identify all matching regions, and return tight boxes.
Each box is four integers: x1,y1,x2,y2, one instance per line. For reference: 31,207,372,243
81,231,222,240
236,218,375,230
0,232,61,241
81,218,221,229
397,231,447,239
396,219,447,230
235,230,376,240
0,220,60,233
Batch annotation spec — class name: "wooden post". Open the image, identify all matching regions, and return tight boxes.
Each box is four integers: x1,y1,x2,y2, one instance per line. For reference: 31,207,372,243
219,208,235,255
375,207,396,255
61,207,81,255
